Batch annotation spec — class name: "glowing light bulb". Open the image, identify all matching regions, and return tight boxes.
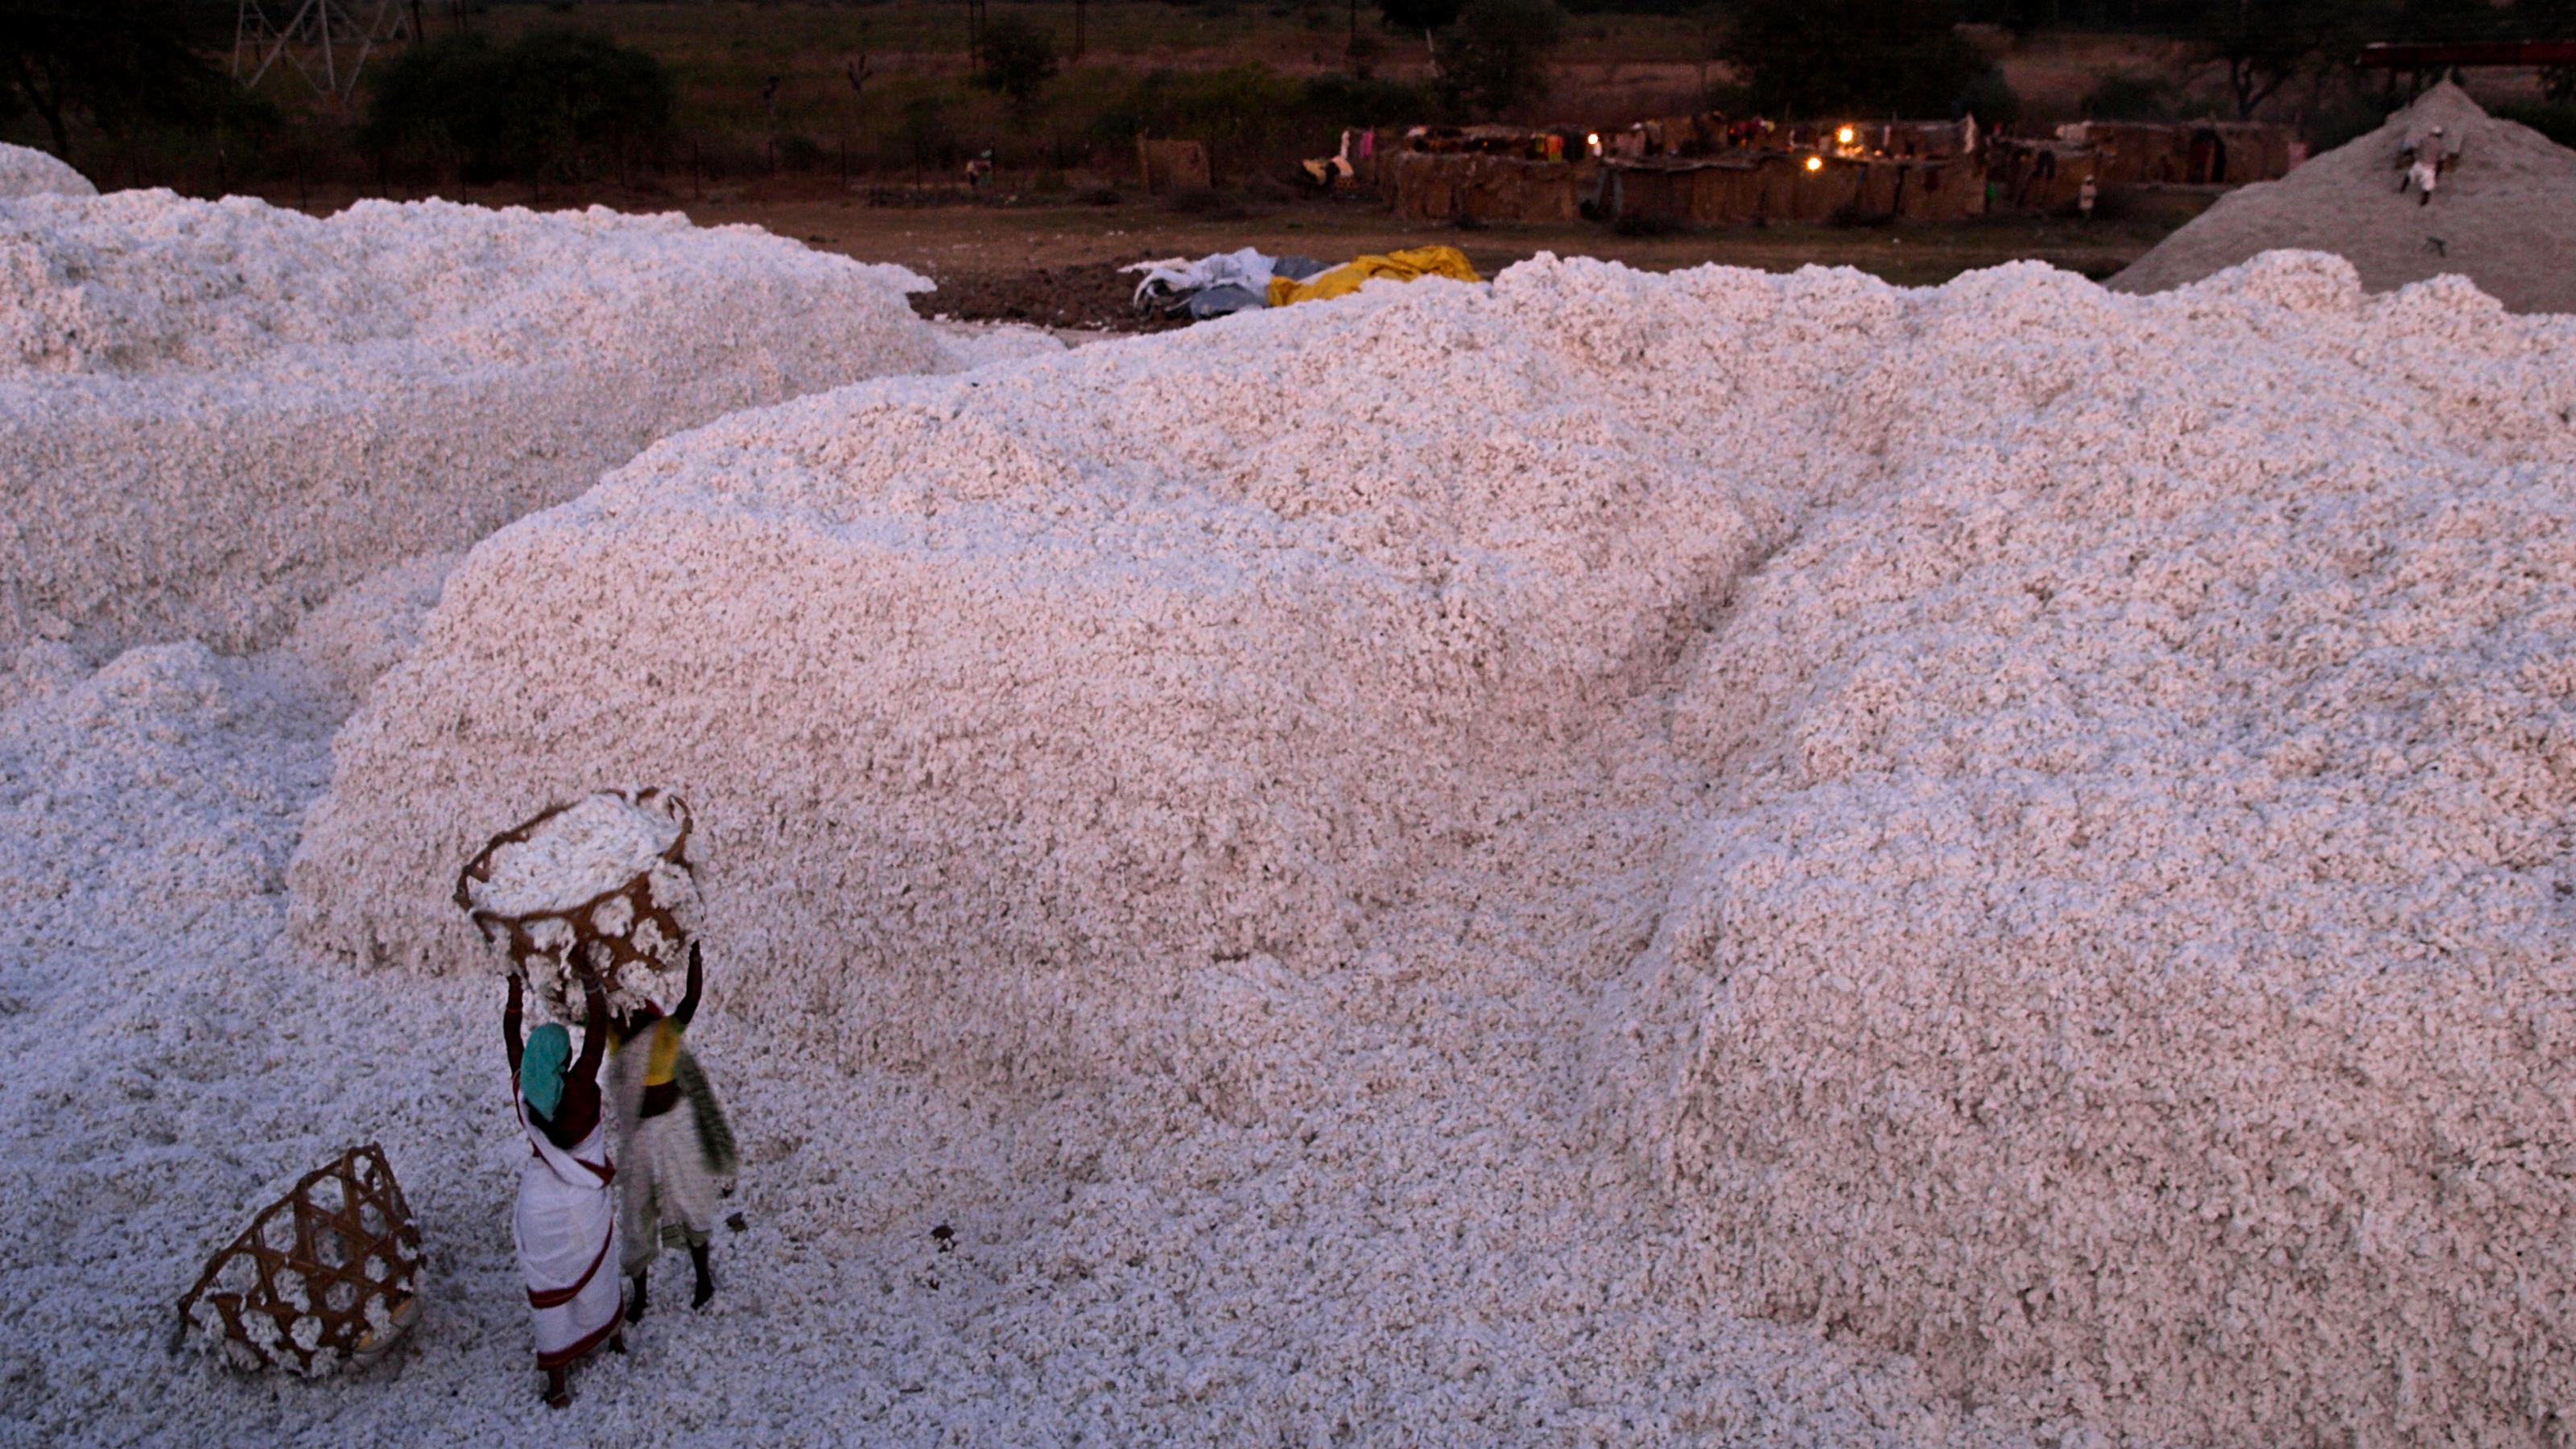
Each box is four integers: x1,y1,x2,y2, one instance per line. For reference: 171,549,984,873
1804,155,1823,172
1836,126,1855,145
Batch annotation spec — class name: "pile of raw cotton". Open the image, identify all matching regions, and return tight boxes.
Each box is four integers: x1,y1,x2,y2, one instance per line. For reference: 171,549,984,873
458,789,698,1019
2113,81,2576,312
0,143,97,200
295,250,2576,1439
0,189,1046,659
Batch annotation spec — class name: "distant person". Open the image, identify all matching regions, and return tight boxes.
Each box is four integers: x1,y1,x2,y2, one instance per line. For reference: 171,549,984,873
2400,125,2447,205
965,151,993,190
2078,174,2099,221
504,962,623,1407
608,942,738,1321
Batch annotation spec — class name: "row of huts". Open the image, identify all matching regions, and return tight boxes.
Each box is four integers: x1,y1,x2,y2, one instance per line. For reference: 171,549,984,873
1376,115,2299,228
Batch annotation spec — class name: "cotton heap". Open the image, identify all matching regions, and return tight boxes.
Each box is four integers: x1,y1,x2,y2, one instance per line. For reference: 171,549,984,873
0,191,1054,658
0,143,97,200
294,250,2576,1439
2112,81,2576,312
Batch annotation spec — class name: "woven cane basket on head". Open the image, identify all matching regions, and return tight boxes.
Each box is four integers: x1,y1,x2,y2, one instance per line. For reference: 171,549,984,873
455,787,698,1021
177,1144,423,1377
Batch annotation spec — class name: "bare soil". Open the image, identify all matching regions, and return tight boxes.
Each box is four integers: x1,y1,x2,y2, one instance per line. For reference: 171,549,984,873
689,184,2217,332
238,175,2215,334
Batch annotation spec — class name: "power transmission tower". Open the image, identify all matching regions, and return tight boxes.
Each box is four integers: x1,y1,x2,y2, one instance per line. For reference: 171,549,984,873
233,0,416,110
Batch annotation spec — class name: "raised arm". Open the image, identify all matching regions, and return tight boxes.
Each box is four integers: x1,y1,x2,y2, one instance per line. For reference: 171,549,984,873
571,961,609,1084
502,972,525,1071
673,942,704,1027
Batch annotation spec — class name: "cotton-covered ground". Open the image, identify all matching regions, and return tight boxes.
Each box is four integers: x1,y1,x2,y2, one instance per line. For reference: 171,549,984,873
0,622,2018,1447
0,143,96,200
8,250,2575,1447
295,251,2576,1443
0,189,1055,659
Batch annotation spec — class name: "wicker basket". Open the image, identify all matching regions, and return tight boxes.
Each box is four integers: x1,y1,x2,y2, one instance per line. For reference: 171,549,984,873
177,1145,423,1377
455,788,697,1021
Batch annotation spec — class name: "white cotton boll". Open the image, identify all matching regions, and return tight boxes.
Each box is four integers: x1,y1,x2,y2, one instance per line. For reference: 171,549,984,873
644,860,698,919
472,794,678,917
633,914,671,964
592,892,634,939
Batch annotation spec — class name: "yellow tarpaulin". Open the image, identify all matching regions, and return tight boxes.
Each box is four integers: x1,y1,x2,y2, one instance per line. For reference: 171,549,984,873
1266,246,1483,308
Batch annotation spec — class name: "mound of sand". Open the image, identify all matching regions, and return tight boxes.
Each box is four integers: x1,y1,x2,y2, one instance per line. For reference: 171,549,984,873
0,191,1051,659
292,250,2576,1436
0,142,95,199
2112,82,2576,312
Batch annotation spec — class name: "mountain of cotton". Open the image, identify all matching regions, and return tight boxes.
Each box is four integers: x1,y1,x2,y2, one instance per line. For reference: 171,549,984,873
291,250,2576,1443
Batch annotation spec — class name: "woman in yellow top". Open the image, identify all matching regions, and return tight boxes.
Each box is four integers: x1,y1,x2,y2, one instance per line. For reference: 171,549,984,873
607,943,737,1319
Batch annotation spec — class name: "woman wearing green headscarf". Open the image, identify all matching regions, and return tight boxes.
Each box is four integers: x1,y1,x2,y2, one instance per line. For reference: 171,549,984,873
503,958,622,1407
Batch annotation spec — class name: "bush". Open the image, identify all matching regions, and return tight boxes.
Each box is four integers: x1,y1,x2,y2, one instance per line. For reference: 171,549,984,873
361,31,673,185
897,93,960,172
2081,70,2180,122
1955,67,2021,128
0,0,241,165
1721,0,2000,119
773,133,826,171
974,16,1062,130
1095,65,1434,173
1441,0,1567,120
2492,101,2576,151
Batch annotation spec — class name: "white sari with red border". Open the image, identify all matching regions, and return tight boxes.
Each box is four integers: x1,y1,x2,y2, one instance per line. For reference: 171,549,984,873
513,1088,621,1368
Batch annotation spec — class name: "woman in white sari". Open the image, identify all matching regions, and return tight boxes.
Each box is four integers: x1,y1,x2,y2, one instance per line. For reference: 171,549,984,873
505,964,624,1406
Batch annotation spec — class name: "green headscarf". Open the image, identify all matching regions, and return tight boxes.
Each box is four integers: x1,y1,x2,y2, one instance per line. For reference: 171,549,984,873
519,1022,571,1119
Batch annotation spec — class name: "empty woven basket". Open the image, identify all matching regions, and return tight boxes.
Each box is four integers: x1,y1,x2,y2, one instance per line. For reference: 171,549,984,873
178,1144,423,1377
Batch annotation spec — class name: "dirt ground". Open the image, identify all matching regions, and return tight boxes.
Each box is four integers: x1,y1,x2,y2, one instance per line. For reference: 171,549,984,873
691,184,2216,332
242,175,2212,333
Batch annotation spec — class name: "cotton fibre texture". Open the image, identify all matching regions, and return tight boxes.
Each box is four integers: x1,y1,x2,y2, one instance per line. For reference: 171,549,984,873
0,143,97,200
2113,81,2576,312
469,793,681,918
462,790,696,1019
0,189,1055,658
295,250,2576,1439
4,625,2004,1445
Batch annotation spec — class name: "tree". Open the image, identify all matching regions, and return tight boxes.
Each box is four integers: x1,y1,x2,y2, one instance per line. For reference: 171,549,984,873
2170,0,2343,121
0,0,228,163
1379,0,1463,68
972,16,1059,130
899,92,959,175
1721,0,2003,118
361,30,673,185
1442,0,1566,118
